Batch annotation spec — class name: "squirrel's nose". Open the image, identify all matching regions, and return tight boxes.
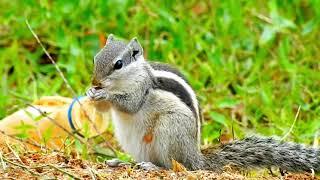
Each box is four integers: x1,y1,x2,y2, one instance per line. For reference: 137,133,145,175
92,77,102,87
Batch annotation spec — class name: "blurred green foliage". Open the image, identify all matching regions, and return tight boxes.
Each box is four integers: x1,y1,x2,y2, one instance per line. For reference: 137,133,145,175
0,0,319,145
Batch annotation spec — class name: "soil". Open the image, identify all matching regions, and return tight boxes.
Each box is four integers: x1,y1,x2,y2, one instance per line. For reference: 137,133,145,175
0,151,317,180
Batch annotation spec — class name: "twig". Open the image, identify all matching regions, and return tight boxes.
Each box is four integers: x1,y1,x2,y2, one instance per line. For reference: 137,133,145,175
250,11,273,24
27,104,85,144
0,130,51,151
61,137,75,152
231,112,235,141
2,155,40,176
281,105,301,141
0,151,7,170
39,168,55,176
5,138,26,165
8,91,33,101
25,19,116,155
27,104,116,158
313,130,319,148
83,107,116,154
25,19,88,141
88,131,116,154
25,19,77,97
88,167,97,180
26,19,91,130
48,164,80,180
26,19,95,125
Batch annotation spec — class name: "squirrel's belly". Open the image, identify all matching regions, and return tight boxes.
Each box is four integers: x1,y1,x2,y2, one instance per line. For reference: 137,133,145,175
110,108,155,162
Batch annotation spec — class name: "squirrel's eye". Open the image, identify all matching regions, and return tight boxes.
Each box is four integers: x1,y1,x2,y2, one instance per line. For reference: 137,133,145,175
114,60,123,70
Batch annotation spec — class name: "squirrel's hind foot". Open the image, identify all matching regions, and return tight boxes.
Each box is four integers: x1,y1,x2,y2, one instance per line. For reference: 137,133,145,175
135,162,160,171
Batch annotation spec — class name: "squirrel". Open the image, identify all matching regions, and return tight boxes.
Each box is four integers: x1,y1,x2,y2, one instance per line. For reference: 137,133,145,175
86,34,320,172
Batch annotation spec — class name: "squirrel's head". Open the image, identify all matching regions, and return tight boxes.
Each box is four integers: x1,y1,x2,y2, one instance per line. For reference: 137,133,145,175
92,34,147,91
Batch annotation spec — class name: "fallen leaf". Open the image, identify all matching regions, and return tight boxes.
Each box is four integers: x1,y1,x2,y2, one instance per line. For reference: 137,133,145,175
171,158,187,172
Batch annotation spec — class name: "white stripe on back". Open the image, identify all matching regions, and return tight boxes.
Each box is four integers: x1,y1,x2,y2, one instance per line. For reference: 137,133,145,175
152,69,199,117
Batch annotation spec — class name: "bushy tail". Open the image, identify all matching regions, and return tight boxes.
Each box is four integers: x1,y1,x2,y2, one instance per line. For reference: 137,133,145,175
201,136,320,172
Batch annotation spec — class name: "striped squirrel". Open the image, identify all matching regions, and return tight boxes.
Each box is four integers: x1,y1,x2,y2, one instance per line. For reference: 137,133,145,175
86,34,320,172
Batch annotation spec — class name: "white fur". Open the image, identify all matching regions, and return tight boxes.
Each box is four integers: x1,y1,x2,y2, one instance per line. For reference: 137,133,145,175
111,89,196,165
109,55,156,162
111,109,153,162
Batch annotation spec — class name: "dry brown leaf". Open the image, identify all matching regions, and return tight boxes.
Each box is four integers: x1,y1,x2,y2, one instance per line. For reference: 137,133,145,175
191,2,208,16
219,133,233,144
99,33,107,48
171,158,187,172
186,173,198,180
0,151,317,179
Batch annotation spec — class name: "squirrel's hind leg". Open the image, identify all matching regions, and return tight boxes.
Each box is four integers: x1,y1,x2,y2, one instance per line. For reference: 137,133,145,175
151,112,205,170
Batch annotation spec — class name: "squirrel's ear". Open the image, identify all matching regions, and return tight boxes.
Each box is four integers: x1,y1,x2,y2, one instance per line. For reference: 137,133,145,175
128,37,143,58
106,34,114,44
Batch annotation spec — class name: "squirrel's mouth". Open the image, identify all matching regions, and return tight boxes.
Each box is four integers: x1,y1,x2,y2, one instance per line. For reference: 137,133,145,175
92,77,113,89
93,86,103,90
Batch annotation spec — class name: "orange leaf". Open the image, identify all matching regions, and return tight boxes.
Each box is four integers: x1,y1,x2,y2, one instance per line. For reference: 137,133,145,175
99,33,107,48
171,159,187,172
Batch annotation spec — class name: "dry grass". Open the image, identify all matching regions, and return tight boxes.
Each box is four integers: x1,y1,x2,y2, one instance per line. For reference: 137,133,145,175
0,148,317,180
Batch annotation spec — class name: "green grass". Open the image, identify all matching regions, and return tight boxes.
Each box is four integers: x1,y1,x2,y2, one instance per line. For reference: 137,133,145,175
1,0,320,146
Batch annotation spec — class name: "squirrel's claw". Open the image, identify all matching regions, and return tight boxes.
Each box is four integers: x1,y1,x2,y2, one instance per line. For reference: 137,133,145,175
86,87,108,101
86,87,96,99
94,89,108,100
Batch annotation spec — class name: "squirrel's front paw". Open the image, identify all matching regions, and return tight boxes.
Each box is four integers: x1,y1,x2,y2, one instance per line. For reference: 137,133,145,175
86,87,96,99
86,87,109,101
